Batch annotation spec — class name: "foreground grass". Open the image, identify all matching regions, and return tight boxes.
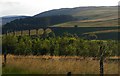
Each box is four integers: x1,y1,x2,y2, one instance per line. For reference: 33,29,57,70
2,55,119,74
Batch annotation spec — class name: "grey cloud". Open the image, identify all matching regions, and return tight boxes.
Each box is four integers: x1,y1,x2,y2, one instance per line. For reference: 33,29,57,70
0,1,22,17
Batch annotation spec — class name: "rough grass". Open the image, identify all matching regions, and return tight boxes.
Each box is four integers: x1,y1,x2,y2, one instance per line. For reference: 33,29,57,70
83,29,119,34
53,18,118,27
2,55,119,74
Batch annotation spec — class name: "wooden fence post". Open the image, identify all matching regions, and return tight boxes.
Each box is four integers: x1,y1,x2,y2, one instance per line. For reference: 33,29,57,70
100,60,103,76
4,51,7,64
67,72,71,76
99,45,105,76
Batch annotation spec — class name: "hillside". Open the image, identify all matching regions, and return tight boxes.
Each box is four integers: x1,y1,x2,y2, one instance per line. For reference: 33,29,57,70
53,18,118,27
3,15,76,32
2,6,118,33
1,16,29,25
34,6,117,19
34,7,96,17
35,6,118,27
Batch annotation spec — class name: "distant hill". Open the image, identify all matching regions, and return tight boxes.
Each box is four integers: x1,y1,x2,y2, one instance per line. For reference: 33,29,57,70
51,6,118,27
34,6,117,19
3,15,76,32
34,6,118,27
3,6,118,32
34,7,96,17
1,16,29,25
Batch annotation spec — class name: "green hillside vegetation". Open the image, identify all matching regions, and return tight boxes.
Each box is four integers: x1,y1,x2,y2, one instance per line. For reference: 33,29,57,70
35,6,117,20
43,6,118,27
73,7,117,18
83,29,119,40
2,6,119,40
1,16,29,25
5,27,119,40
3,6,118,32
3,15,76,32
2,34,119,56
53,18,118,27
2,6,119,75
84,29,119,34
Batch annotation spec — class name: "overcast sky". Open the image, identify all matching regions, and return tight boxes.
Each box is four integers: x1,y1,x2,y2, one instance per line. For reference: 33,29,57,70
0,0,119,17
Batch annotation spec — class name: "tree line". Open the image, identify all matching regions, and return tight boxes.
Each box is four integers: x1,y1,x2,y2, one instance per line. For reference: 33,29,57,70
2,32,119,57
3,15,76,32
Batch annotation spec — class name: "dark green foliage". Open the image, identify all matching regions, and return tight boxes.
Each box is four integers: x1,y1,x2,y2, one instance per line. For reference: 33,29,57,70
48,32,55,38
3,27,119,40
74,25,78,27
87,33,97,40
3,15,76,31
32,38,41,55
15,36,32,55
2,35,18,54
2,33,119,56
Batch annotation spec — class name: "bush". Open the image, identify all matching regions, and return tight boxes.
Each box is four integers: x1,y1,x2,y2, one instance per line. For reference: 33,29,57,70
2,33,119,57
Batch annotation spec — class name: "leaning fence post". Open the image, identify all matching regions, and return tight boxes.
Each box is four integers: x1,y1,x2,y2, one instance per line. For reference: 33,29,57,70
100,59,104,76
99,43,105,76
67,72,71,76
4,51,7,64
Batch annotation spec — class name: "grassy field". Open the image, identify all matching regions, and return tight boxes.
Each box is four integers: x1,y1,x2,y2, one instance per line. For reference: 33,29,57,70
2,55,119,74
53,18,118,27
53,6,118,27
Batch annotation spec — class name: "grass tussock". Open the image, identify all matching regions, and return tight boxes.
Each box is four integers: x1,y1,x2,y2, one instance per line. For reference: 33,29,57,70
2,55,119,74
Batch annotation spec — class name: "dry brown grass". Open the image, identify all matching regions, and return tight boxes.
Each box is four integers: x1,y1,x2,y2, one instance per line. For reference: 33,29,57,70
2,55,119,74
